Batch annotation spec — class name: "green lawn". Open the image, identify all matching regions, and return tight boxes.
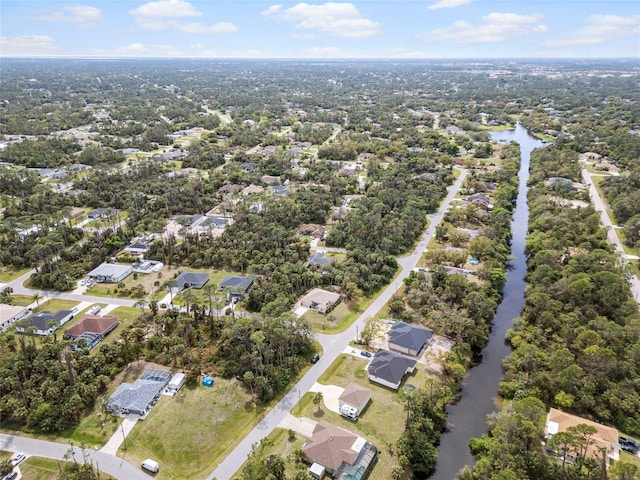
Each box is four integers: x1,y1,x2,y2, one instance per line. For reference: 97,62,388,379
121,378,265,480
0,267,31,283
15,456,61,480
84,211,129,230
34,299,79,313
97,306,142,348
303,279,395,335
585,164,613,175
19,456,116,480
233,428,307,480
302,302,354,333
5,294,35,307
293,353,434,480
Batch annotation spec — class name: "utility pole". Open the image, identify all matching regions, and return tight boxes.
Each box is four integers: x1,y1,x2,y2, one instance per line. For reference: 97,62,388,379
121,423,127,452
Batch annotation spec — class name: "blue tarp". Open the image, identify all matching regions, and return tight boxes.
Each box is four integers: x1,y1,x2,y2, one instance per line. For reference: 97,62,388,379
202,376,214,387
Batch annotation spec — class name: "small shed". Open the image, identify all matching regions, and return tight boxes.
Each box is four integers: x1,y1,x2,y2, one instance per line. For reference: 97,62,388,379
168,373,186,393
309,462,326,480
202,375,214,387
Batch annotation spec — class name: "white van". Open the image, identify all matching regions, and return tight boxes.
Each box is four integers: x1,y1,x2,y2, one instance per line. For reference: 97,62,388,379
141,459,159,473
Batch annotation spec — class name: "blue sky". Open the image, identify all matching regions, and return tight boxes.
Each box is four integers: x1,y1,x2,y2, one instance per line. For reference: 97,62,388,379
1,0,638,58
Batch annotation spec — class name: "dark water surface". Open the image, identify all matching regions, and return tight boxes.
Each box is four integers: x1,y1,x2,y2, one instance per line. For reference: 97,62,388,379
431,125,545,480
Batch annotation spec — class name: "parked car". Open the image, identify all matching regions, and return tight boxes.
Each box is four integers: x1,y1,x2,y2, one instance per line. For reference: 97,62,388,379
3,472,18,480
10,453,25,466
311,354,320,364
360,350,372,358
621,444,637,454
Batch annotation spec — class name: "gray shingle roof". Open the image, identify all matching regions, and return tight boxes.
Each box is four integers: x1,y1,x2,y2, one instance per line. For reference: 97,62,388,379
368,349,416,386
388,321,433,353
219,276,254,292
174,271,209,290
23,310,73,331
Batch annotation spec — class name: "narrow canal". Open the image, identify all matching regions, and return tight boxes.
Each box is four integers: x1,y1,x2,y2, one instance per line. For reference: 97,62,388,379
431,124,545,480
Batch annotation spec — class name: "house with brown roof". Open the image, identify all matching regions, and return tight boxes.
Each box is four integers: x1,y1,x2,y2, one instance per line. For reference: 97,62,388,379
242,184,264,195
297,223,325,239
545,408,620,465
594,162,619,173
338,384,371,419
218,184,244,195
303,422,378,480
64,314,119,346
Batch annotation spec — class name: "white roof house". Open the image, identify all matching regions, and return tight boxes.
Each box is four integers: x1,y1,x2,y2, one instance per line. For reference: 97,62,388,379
88,263,133,283
0,304,31,331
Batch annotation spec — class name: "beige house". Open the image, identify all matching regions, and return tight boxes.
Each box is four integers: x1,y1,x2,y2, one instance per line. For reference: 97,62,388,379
545,408,620,465
242,184,264,195
300,288,340,314
0,304,31,331
338,384,371,419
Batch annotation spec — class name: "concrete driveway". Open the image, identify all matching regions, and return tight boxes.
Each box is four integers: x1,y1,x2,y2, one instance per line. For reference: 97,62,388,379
309,383,344,414
277,414,317,438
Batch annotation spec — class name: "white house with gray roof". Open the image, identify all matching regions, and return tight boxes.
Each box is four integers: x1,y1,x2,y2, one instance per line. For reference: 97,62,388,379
367,349,416,390
16,309,76,336
388,321,433,356
173,271,209,293
88,263,133,283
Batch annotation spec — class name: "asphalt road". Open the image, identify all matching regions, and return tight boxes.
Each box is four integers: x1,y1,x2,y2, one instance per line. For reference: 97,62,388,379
581,167,640,303
207,168,468,480
0,433,150,480
4,269,137,307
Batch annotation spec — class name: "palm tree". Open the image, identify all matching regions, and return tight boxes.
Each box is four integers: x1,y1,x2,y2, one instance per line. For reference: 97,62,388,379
31,292,42,308
312,391,324,414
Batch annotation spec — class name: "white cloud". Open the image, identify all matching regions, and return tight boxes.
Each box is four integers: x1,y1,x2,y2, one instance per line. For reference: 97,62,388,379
116,42,184,56
0,35,62,56
419,12,547,44
261,5,283,16
288,33,316,41
129,0,236,33
178,22,237,34
130,0,200,20
541,14,640,47
262,2,381,38
427,0,471,10
39,4,102,27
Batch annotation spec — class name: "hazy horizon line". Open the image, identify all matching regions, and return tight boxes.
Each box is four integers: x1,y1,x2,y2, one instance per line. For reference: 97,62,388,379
2,55,639,61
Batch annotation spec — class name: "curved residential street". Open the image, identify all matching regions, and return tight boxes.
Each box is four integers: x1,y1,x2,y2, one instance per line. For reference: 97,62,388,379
207,168,468,480
581,165,640,303
0,433,149,480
